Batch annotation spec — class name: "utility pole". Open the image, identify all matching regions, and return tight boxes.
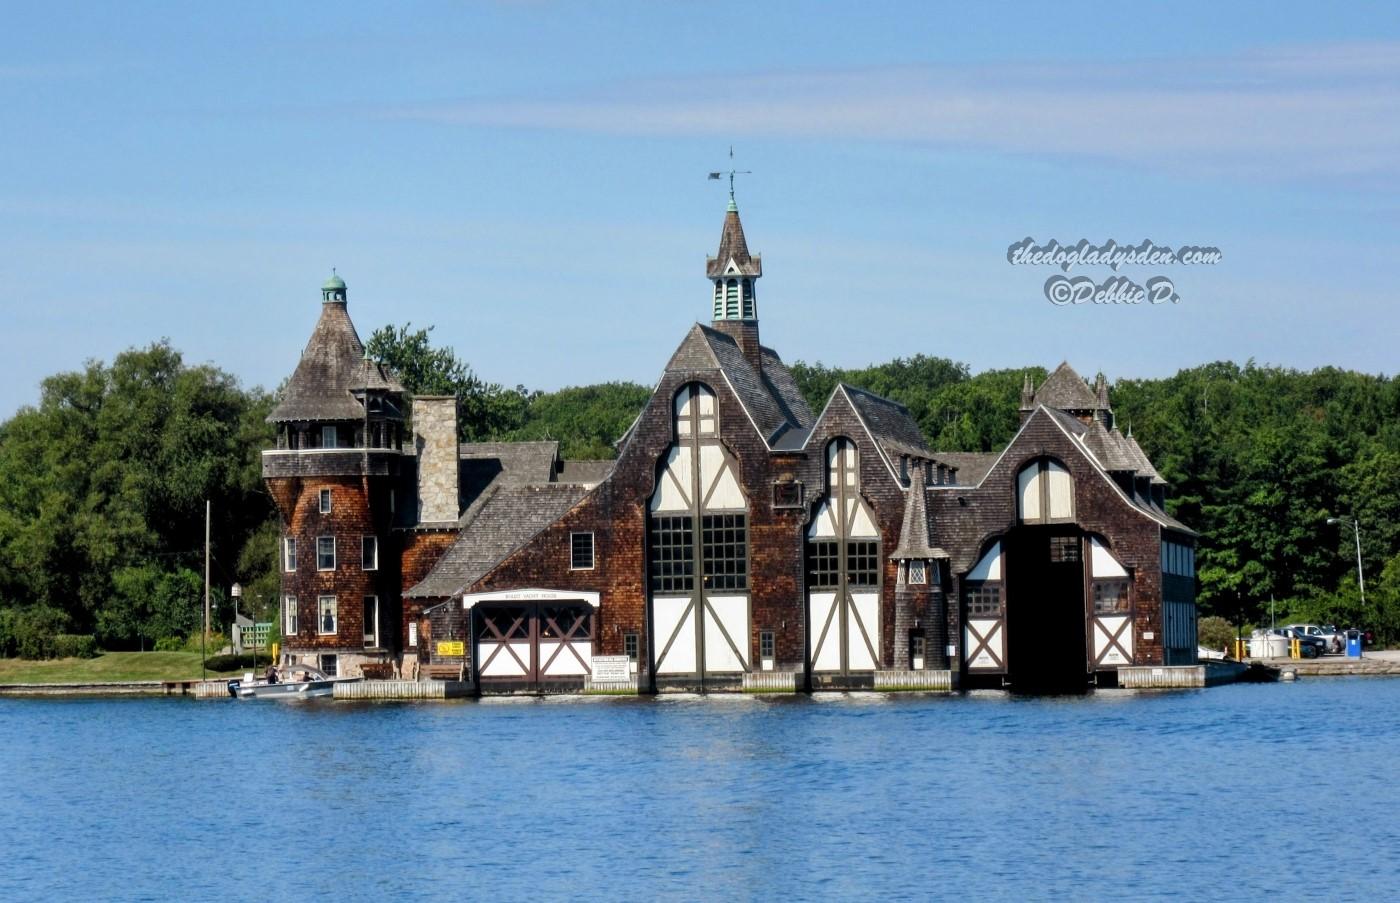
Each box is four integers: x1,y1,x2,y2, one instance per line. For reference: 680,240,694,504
204,500,211,644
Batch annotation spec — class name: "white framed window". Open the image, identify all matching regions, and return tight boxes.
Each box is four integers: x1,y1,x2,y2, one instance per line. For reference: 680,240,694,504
317,536,335,571
317,595,337,635
284,595,298,636
319,488,332,514
282,537,296,573
909,560,927,585
321,426,337,449
570,532,595,570
760,630,775,671
363,595,378,647
362,535,378,571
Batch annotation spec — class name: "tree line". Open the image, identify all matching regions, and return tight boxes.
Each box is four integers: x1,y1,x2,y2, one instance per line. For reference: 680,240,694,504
1,327,1395,656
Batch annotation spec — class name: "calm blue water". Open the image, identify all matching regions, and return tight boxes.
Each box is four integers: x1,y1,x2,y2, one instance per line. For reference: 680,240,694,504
3,680,1399,902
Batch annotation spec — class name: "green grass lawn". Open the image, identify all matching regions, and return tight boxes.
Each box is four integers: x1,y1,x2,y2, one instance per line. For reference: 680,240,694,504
0,651,244,684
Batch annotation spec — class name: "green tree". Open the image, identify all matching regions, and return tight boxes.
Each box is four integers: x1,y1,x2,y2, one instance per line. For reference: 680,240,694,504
366,323,530,441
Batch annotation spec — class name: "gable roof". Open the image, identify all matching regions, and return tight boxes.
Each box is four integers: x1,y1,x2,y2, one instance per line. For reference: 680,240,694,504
839,384,931,463
268,300,403,422
658,323,812,447
405,482,589,599
1033,361,1103,412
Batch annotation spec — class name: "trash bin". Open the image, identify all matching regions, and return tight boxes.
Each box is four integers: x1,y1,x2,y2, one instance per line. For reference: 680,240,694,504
1346,629,1363,658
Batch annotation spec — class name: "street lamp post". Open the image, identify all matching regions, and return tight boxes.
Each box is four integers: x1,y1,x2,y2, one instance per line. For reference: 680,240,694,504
1326,517,1367,608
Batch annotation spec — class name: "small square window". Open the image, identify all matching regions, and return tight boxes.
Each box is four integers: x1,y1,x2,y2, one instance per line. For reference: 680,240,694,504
570,532,595,570
319,489,332,514
284,595,298,636
282,537,297,573
317,536,335,571
362,536,378,571
317,595,337,635
319,653,338,676
773,481,804,508
1049,536,1080,563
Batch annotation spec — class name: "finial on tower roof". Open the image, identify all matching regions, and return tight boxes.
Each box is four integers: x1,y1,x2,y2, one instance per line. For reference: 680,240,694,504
708,145,750,211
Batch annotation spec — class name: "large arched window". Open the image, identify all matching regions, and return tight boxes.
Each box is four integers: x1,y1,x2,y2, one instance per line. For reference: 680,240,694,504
1017,457,1073,523
806,437,882,673
648,383,749,677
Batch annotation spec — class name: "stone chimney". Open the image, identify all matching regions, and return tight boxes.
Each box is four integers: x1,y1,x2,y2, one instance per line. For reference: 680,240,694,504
414,396,459,524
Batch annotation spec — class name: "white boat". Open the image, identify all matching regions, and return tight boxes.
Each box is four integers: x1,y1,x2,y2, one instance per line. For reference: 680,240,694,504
227,665,359,700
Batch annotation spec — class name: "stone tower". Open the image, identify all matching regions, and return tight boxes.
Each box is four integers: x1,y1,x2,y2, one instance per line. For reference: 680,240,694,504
263,272,406,677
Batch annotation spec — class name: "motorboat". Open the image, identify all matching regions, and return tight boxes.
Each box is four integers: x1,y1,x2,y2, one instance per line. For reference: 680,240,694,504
227,665,359,700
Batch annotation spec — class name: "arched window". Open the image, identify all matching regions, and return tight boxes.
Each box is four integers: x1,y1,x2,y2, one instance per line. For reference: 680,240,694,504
673,382,717,439
725,279,739,318
741,279,754,319
713,282,724,319
1017,458,1073,523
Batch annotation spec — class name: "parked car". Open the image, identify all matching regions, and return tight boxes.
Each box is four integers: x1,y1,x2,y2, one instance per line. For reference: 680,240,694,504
1285,623,1346,655
1274,627,1326,658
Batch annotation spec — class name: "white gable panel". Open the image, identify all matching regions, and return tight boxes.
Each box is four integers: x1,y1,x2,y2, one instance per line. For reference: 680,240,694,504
1091,537,1129,578
698,443,744,511
848,501,878,538
1018,465,1041,522
967,542,1002,581
1047,460,1073,519
649,446,692,513
808,500,838,538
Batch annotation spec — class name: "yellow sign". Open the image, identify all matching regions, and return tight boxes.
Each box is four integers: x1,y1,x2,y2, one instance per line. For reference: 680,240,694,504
437,641,465,657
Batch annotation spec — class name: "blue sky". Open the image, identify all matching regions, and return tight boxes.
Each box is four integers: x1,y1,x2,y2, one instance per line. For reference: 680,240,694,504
3,1,1399,415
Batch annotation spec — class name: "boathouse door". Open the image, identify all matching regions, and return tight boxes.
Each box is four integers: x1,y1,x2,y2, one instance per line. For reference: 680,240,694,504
1003,527,1089,689
648,384,751,681
807,438,882,674
470,593,598,690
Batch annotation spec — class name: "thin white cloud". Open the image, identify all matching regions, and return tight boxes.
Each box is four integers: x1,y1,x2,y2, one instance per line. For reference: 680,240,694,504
386,42,1400,183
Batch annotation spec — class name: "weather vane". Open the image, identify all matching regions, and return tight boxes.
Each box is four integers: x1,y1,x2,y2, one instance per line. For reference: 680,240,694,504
708,146,751,203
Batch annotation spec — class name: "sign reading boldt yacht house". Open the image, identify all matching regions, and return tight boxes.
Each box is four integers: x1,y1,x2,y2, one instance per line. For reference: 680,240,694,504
264,198,1197,692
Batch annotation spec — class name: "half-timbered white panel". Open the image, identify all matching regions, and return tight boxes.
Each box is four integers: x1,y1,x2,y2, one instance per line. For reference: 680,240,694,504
1093,616,1133,666
808,591,841,671
1090,537,1129,578
539,641,591,676
808,501,838,538
965,619,1005,670
478,642,528,678
654,597,697,675
848,500,878,538
703,595,749,672
1018,465,1040,522
650,446,693,513
1046,460,1073,519
848,591,880,671
698,443,744,510
967,542,1003,581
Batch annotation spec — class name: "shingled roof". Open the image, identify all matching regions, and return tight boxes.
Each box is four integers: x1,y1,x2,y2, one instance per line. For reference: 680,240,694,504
405,482,589,599
268,297,403,423
928,452,999,486
705,204,762,278
1033,361,1103,413
891,464,948,560
654,324,812,447
840,384,931,463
